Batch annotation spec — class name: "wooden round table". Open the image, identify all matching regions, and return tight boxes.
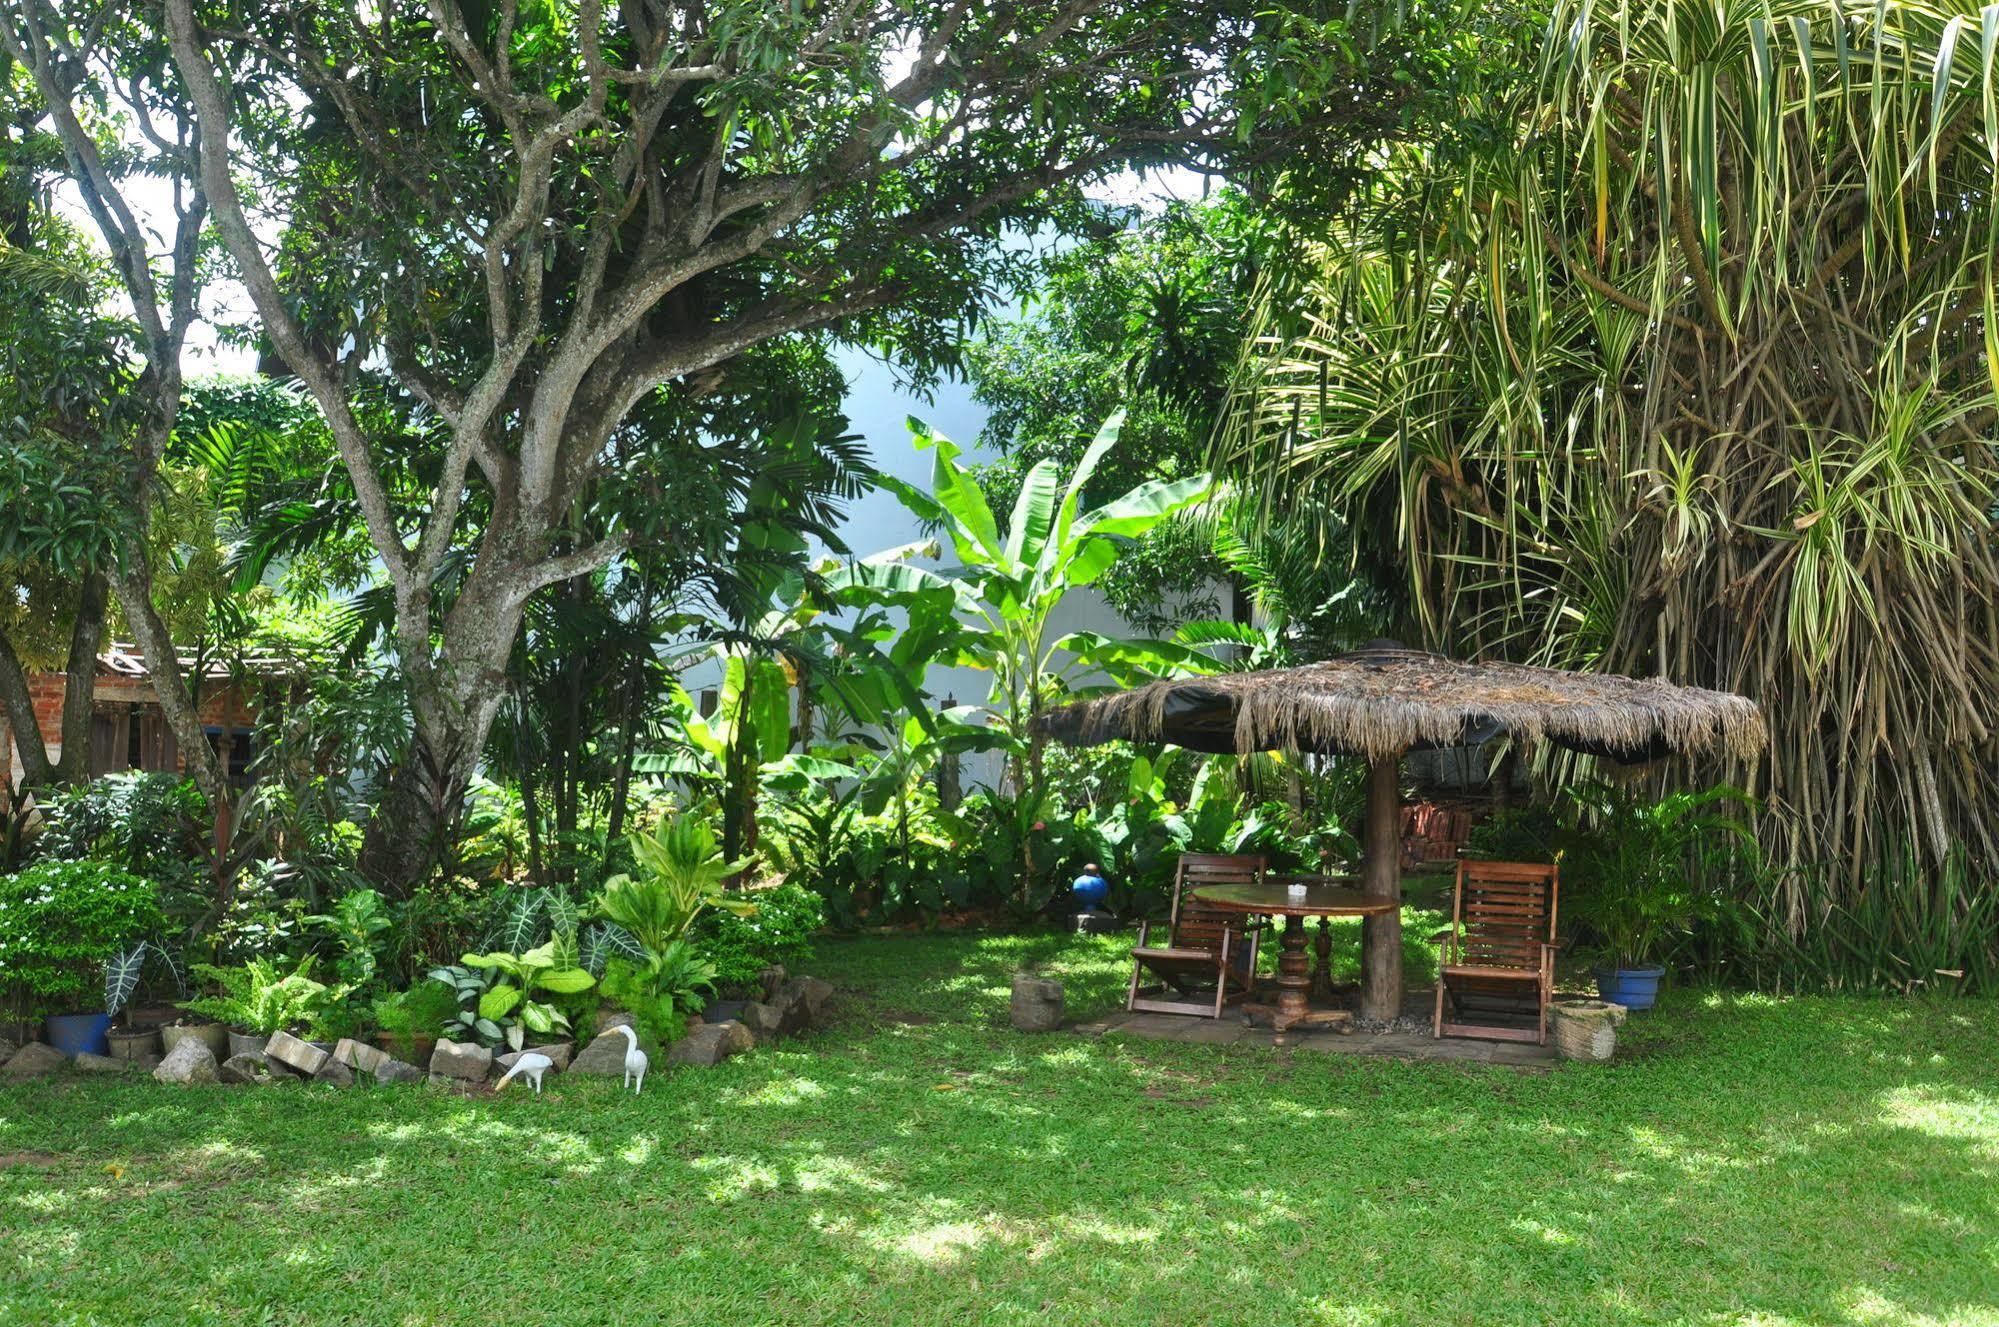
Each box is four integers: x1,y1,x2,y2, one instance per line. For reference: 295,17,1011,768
1192,878,1397,1041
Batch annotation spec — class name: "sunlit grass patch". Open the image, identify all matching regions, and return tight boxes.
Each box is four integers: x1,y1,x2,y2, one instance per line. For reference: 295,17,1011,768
0,932,1994,1326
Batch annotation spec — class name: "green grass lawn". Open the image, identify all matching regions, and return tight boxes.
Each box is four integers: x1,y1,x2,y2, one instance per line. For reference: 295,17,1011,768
3,930,1996,1327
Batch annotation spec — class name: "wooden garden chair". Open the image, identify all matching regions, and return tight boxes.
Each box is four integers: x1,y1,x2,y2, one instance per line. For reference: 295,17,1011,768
1433,859,1559,1044
1127,853,1266,1019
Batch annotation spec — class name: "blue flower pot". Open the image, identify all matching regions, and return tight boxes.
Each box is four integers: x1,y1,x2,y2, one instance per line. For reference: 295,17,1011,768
44,1012,111,1057
1594,966,1665,1011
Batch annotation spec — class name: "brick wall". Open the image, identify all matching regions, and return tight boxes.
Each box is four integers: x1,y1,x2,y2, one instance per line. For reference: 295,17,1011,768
4,670,261,784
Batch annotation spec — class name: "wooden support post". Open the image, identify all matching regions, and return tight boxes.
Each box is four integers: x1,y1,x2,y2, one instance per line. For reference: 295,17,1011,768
1359,752,1404,1021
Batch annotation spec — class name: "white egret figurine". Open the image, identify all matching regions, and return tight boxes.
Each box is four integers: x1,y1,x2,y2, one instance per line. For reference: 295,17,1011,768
494,1051,554,1095
614,1024,648,1095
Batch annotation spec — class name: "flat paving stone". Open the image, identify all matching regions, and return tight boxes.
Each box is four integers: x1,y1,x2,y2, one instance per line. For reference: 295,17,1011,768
1081,1001,1555,1068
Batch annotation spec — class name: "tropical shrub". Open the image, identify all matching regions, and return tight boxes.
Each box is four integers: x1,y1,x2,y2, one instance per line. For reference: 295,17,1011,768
455,944,596,1051
597,956,691,1050
308,887,394,990
697,883,826,994
369,980,461,1039
594,815,755,953
181,956,329,1035
33,773,207,890
0,860,165,1017
1562,782,1755,971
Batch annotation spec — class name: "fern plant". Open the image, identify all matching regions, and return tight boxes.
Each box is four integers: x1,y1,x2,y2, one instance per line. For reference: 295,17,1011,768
181,956,329,1035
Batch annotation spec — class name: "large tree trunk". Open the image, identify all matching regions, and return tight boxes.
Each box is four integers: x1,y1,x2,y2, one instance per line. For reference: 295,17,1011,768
0,572,110,790
359,582,524,893
358,733,480,893
106,557,226,803
53,573,109,784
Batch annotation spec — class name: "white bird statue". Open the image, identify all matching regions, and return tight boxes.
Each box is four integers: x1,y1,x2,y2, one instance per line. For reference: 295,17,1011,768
614,1024,648,1095
494,1051,554,1095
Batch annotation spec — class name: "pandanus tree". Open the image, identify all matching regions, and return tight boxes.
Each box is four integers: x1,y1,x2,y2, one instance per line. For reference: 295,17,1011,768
1225,0,1999,912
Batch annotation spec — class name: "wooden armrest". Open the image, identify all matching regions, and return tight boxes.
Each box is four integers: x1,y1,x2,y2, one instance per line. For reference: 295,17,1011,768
1430,929,1455,943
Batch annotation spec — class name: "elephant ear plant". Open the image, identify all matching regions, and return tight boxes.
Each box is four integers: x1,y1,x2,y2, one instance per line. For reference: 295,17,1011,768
104,941,182,1026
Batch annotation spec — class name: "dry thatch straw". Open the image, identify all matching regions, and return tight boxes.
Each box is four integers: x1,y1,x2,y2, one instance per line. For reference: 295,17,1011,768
1035,644,1766,764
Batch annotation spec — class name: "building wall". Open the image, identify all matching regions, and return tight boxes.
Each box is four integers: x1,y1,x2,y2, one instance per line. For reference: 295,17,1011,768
3,671,261,789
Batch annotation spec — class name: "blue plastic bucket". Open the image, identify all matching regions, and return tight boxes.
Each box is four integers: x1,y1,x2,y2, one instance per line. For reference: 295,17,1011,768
1594,966,1666,1011
44,1012,111,1057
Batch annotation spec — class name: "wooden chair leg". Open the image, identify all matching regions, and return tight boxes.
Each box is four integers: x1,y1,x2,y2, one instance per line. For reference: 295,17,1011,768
1211,931,1232,1019
1433,979,1447,1039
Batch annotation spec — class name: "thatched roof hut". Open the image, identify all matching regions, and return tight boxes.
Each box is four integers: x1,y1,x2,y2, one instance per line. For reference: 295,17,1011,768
1033,642,1764,1022
1033,644,1766,764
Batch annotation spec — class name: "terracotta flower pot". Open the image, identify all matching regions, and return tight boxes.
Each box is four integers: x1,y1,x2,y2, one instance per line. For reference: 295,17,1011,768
228,1031,271,1059
160,1022,230,1060
105,1028,162,1061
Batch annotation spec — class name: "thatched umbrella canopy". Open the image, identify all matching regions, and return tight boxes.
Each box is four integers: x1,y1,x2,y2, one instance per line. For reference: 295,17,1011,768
1034,643,1764,1018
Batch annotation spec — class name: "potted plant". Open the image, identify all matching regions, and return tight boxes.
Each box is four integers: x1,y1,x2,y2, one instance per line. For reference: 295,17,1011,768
369,982,457,1065
180,955,330,1056
103,941,180,1061
1565,782,1753,1010
0,860,165,1057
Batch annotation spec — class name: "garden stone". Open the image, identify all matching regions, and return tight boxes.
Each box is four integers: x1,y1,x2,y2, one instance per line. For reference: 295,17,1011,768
428,1038,491,1082
495,1043,571,1080
786,976,835,1022
771,976,832,1034
153,1037,218,1085
0,1037,18,1066
756,964,787,1001
332,1039,391,1076
1,1041,65,1078
666,1020,752,1067
738,1001,784,1042
72,1052,129,1073
219,1053,271,1085
266,1030,330,1077
1010,974,1065,1032
314,1058,356,1087
593,1009,634,1036
374,1057,424,1085
569,1029,637,1076
1550,1001,1626,1063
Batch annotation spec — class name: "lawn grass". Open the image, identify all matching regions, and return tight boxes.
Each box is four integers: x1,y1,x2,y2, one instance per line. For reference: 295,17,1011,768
2,929,1996,1326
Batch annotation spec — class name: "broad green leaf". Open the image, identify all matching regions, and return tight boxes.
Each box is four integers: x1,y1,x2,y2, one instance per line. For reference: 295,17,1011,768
1073,473,1214,540
479,984,524,1021
1053,410,1126,547
536,967,597,995
1005,459,1061,566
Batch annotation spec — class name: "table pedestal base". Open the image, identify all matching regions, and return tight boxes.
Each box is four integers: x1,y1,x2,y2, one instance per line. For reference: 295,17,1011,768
1241,914,1355,1044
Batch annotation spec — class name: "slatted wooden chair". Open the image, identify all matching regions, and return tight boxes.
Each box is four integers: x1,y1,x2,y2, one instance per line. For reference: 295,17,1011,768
1433,859,1560,1044
1127,853,1267,1018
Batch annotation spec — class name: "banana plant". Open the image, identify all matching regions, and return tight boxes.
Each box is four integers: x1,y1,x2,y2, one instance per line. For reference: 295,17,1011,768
862,411,1217,899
